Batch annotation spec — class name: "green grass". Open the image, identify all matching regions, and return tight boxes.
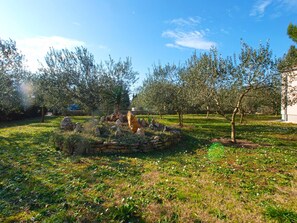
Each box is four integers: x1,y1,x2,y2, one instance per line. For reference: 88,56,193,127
0,114,296,222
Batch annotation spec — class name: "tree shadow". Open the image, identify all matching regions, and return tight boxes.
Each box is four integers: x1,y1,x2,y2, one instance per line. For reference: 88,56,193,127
0,116,59,129
0,162,65,217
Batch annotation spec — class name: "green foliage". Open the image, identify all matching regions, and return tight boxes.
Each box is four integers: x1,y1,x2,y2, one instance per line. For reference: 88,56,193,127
278,45,297,71
102,56,138,113
287,23,297,43
182,41,279,142
0,38,26,115
51,131,93,155
35,48,138,115
135,63,189,126
37,46,102,113
278,45,297,107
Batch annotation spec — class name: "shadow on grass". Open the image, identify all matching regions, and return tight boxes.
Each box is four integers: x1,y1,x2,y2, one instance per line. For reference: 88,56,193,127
5,131,52,147
0,116,59,129
0,161,65,217
0,160,106,221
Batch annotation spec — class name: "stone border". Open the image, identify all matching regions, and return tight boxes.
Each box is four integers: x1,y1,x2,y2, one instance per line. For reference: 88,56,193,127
77,131,181,155
57,116,182,155
52,130,181,155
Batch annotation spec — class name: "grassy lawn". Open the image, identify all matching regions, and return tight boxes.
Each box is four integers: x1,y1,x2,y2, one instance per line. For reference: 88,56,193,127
0,115,296,222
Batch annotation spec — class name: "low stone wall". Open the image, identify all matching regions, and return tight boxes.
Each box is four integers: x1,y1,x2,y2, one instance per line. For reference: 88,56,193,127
84,131,181,155
54,116,182,155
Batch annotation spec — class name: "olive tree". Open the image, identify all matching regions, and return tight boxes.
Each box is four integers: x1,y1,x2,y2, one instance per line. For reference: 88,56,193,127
100,57,138,114
136,63,188,126
184,41,278,143
0,38,25,117
287,23,297,43
184,52,217,118
37,46,103,116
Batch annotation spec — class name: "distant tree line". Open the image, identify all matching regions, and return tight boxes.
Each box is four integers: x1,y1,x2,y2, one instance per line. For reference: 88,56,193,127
132,23,297,142
0,38,138,121
1,22,296,143
132,41,280,142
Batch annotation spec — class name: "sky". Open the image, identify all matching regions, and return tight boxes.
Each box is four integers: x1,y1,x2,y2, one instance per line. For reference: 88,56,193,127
1,0,297,91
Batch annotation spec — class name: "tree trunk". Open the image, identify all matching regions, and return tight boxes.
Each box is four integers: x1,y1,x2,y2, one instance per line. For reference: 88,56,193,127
206,106,209,119
231,119,236,143
40,106,45,123
178,111,183,127
115,104,120,114
230,89,251,143
231,106,239,143
240,109,245,124
159,112,163,119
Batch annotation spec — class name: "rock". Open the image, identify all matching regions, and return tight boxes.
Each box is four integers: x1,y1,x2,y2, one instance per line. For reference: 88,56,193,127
115,127,122,137
127,111,141,133
100,116,106,123
153,136,160,141
149,124,155,130
151,118,155,125
91,119,99,125
141,118,148,127
122,115,128,122
110,113,117,122
110,125,117,131
60,116,74,131
163,126,170,132
74,122,83,133
171,130,181,135
95,127,101,136
136,128,145,136
118,113,124,122
106,114,114,122
157,123,164,131
115,119,122,126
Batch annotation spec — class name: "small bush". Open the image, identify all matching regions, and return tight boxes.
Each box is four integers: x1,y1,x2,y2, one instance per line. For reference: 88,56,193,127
50,131,92,155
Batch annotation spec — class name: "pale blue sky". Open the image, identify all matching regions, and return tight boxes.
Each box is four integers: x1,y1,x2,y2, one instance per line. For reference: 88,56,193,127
1,0,297,89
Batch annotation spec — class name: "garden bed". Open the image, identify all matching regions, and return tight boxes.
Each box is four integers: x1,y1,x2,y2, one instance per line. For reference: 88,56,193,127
51,118,181,155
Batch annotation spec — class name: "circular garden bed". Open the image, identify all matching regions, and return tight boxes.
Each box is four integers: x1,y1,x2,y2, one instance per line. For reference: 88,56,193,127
51,116,181,155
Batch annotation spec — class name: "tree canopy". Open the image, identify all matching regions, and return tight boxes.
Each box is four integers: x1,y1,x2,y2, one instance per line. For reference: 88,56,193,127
0,38,25,116
34,47,138,118
1,36,281,144
134,41,279,142
287,23,297,43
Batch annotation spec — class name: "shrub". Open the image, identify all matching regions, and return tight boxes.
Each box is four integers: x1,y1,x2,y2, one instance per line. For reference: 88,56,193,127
50,131,92,155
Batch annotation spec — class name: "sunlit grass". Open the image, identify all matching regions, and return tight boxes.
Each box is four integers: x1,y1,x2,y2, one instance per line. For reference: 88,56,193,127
0,114,296,222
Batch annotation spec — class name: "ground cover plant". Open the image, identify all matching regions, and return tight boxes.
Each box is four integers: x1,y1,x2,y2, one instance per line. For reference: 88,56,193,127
0,115,296,222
